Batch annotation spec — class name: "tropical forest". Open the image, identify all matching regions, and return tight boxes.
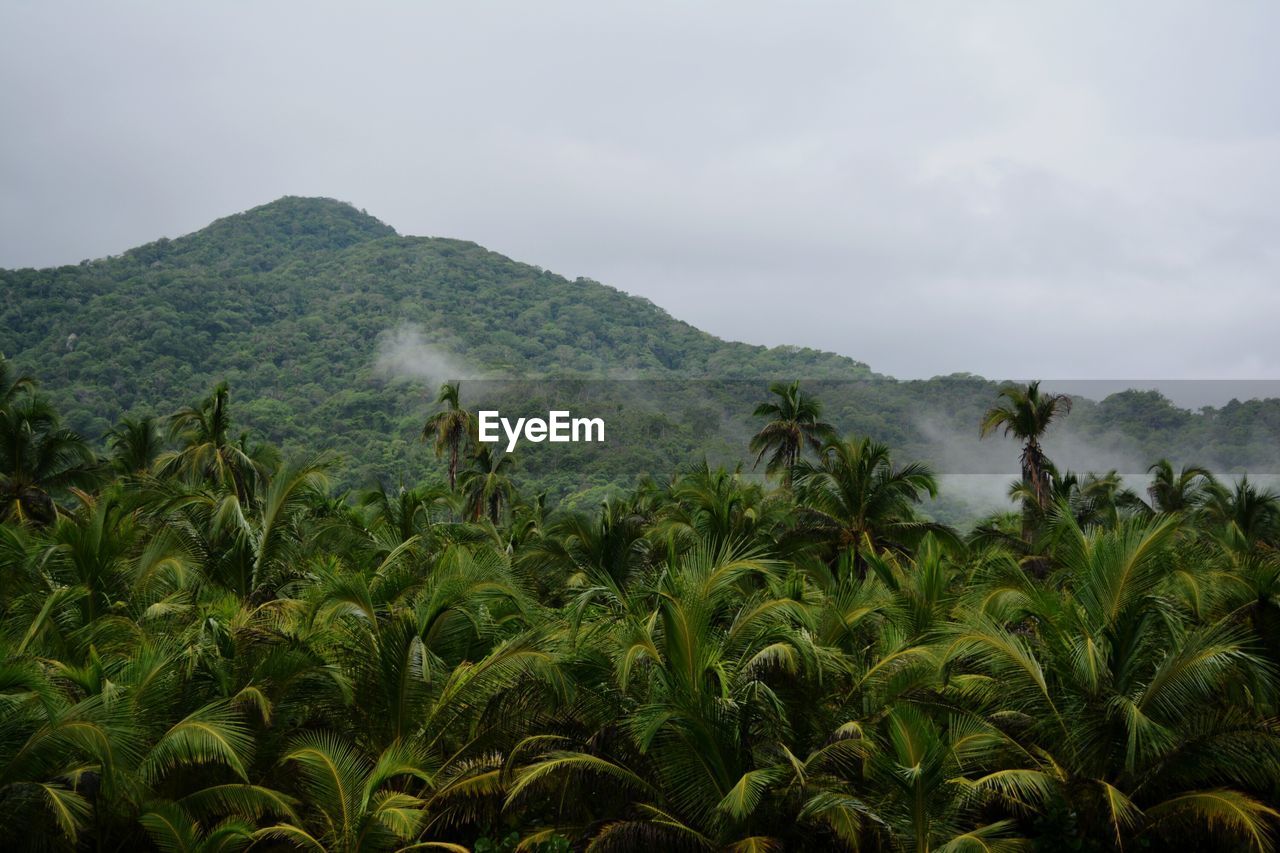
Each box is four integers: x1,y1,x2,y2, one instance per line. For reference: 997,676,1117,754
3,331,1280,852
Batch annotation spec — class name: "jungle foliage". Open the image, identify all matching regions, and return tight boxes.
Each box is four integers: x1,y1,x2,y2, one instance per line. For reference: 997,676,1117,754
2,362,1278,852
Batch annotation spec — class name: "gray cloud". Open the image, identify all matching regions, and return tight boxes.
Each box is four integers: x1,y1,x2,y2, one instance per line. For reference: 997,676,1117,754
3,1,1278,380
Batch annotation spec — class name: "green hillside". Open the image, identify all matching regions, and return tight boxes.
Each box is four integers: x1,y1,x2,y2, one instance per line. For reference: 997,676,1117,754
1,197,874,487
4,196,1279,505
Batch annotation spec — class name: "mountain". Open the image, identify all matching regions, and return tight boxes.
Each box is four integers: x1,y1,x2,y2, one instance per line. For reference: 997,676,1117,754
0,197,869,486
4,196,1280,507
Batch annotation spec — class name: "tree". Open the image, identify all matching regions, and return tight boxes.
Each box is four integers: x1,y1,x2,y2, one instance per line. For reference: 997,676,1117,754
749,380,834,488
950,513,1280,849
255,736,449,853
4,362,1280,852
792,435,947,575
107,414,165,475
1204,476,1280,551
519,496,653,604
0,395,97,524
980,380,1072,543
159,382,269,500
460,444,514,525
0,355,35,408
1147,459,1215,513
423,381,473,491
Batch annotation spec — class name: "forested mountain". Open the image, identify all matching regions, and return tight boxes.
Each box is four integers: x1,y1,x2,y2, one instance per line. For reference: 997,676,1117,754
2,197,870,490
4,197,1279,505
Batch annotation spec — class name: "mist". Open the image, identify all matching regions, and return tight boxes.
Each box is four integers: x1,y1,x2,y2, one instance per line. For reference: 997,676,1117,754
373,324,471,386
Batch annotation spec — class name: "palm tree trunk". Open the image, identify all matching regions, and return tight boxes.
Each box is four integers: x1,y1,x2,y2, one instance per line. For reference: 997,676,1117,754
1022,440,1049,578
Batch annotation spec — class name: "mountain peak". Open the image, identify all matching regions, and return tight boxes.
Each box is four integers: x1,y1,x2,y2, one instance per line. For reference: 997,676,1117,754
137,196,396,272
204,195,396,248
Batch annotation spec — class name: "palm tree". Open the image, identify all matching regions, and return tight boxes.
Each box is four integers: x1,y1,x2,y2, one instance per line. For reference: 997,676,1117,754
749,380,834,488
256,736,454,853
661,460,780,552
1147,459,1215,513
1204,476,1280,552
159,382,267,500
459,444,514,525
506,542,835,850
0,395,97,524
359,481,455,547
855,707,1029,852
107,414,165,475
6,359,1280,852
519,497,652,603
1013,465,1147,530
980,381,1072,544
423,381,473,491
792,435,948,576
141,805,257,853
950,513,1280,849
0,355,35,408
162,458,329,599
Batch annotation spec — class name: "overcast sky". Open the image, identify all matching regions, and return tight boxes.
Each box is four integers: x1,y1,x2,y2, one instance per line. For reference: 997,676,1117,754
3,2,1278,380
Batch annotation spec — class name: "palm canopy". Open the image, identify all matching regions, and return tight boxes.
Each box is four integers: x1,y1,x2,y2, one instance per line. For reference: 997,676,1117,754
107,414,165,475
158,382,271,500
749,380,834,487
0,394,97,524
1,370,1278,853
1147,459,1215,513
459,443,514,525
979,380,1073,446
1204,476,1280,550
949,511,1280,847
792,435,950,573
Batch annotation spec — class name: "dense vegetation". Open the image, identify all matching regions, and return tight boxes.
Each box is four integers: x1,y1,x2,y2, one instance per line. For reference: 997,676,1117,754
3,358,1279,851
5,196,1280,503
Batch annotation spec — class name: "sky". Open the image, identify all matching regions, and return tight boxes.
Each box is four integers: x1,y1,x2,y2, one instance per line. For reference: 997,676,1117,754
3,1,1278,381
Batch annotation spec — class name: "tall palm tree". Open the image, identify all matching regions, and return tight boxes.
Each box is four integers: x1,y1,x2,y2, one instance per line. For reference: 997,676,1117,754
980,380,1072,543
749,380,834,488
423,381,473,491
